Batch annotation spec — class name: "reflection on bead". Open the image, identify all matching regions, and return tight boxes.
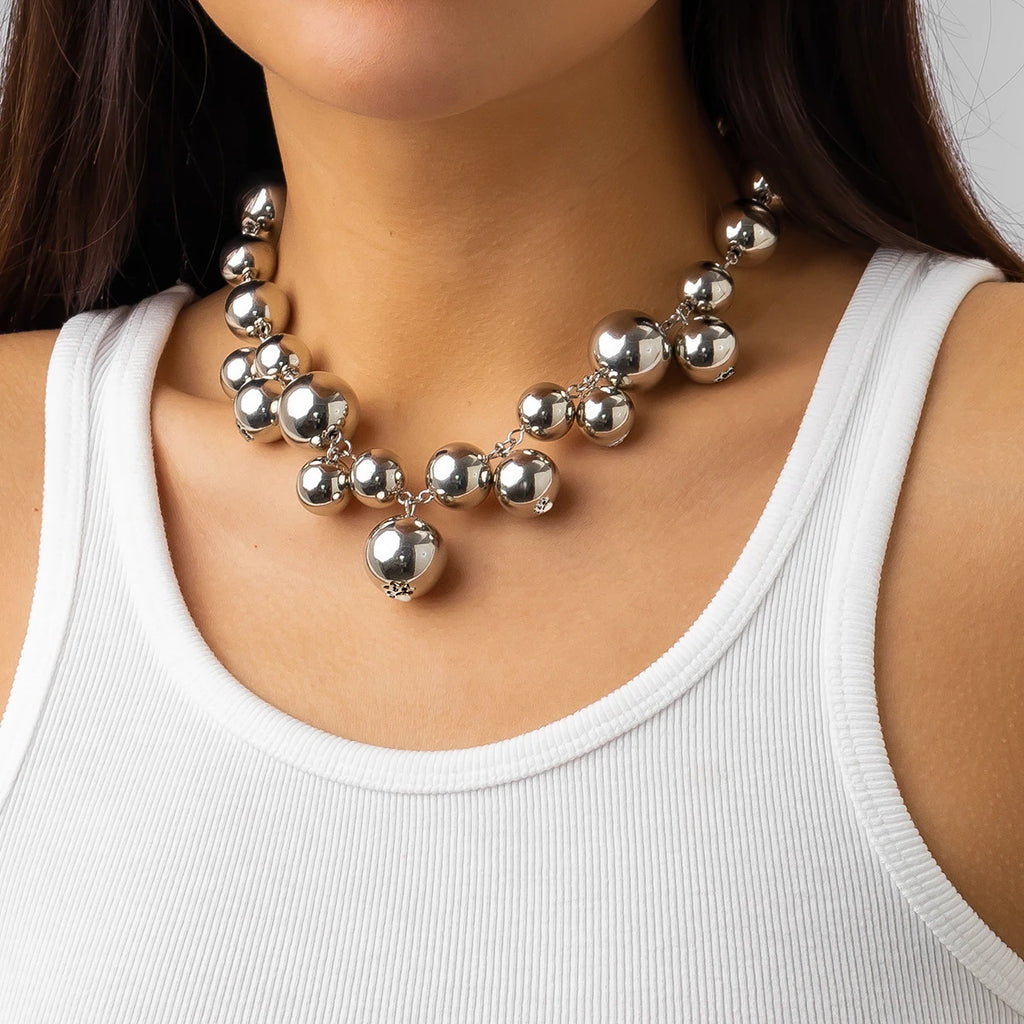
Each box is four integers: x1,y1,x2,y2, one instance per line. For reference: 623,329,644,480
738,164,783,212
517,382,575,440
426,443,494,508
494,449,560,517
238,184,286,240
220,346,256,397
350,448,404,505
678,261,734,314
589,309,671,390
365,516,446,600
576,384,635,446
278,371,360,447
296,457,350,515
224,280,291,340
219,236,277,286
672,316,739,383
713,201,780,266
253,333,311,379
233,377,284,442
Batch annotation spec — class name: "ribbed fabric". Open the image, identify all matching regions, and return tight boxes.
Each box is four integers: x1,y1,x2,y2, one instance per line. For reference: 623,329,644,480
0,247,1021,1022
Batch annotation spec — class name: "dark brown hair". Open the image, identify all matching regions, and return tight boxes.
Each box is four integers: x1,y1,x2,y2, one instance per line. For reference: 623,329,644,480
0,0,1020,332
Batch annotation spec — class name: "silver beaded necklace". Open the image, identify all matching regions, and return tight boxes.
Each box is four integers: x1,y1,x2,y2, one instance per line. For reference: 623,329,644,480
218,169,782,601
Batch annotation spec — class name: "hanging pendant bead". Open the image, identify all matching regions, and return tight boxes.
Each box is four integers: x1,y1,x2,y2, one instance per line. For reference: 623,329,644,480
494,449,560,517
233,377,285,442
278,371,360,447
678,261,734,314
426,443,493,508
672,316,738,383
253,333,312,380
589,310,671,390
225,280,291,340
296,457,351,515
713,200,780,266
220,346,257,397
365,516,447,601
517,382,575,440
219,236,277,286
238,184,286,240
738,164,783,212
576,384,635,446
350,448,405,505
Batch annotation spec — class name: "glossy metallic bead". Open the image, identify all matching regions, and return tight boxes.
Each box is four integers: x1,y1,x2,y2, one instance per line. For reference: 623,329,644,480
713,200,780,266
253,333,311,380
219,236,277,286
678,260,734,315
494,449,560,517
364,516,447,601
350,448,405,506
672,316,739,384
224,280,291,340
576,384,635,447
517,382,575,440
233,377,284,442
426,443,493,509
738,163,784,212
278,371,360,447
589,309,671,390
219,346,256,398
296,457,350,515
238,183,286,240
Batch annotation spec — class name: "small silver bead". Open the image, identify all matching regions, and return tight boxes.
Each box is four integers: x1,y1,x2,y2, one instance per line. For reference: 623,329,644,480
278,371,360,447
219,346,256,397
494,449,560,517
365,516,447,601
576,384,635,446
224,280,291,340
350,448,405,505
253,333,311,379
426,443,493,509
233,377,284,442
678,261,734,314
238,184,286,240
713,200,780,266
738,163,784,212
219,236,278,286
672,316,739,383
296,457,351,515
517,382,575,440
589,309,671,390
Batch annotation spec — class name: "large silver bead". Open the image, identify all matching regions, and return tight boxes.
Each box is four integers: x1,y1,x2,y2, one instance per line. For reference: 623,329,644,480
233,377,284,442
738,164,784,212
589,309,671,390
219,236,277,286
517,382,575,440
296,457,350,515
225,280,290,340
219,346,256,397
365,516,446,601
678,260,734,314
494,449,560,517
576,384,635,447
350,448,404,506
426,443,493,508
672,316,738,383
713,200,780,266
238,183,286,240
278,371,360,447
253,333,311,380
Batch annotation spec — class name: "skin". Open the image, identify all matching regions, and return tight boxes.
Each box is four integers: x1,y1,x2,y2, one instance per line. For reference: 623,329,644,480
1,0,1022,961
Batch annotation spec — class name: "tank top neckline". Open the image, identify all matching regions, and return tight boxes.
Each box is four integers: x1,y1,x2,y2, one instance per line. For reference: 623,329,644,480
104,246,904,794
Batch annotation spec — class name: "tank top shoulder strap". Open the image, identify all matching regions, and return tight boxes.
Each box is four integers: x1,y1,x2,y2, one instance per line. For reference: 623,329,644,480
0,285,196,812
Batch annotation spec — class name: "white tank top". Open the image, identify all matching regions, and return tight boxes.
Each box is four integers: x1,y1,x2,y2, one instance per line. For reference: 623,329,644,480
0,247,1021,1023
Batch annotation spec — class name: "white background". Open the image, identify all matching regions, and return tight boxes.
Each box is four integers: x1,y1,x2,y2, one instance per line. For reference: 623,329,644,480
1,0,1021,252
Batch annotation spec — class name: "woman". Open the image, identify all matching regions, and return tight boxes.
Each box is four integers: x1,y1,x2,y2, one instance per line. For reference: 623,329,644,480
0,0,1020,1018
